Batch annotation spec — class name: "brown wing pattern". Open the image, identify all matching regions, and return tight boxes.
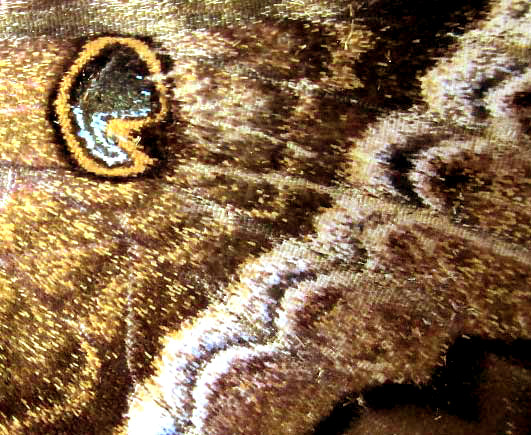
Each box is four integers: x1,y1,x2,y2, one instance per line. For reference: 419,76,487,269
0,0,529,434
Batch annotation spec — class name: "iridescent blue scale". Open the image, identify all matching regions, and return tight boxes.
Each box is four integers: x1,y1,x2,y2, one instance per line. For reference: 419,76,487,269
69,46,158,168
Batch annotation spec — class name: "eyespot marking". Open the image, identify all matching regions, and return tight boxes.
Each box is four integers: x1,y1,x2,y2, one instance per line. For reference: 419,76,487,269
55,37,168,177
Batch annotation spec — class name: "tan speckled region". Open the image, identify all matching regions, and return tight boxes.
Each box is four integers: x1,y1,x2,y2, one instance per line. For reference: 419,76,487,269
0,38,77,167
0,0,530,434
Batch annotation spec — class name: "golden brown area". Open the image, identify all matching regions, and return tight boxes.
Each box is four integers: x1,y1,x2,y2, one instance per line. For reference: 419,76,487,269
0,39,77,167
0,0,530,434
0,16,371,431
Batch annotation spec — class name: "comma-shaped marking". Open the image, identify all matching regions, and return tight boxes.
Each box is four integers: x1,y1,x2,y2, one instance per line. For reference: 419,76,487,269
55,37,168,177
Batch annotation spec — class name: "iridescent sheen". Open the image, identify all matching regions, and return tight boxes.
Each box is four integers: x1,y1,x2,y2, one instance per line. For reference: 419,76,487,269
69,46,159,168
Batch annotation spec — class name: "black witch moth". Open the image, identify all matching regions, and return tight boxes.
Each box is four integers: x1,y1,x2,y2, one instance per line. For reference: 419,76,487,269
0,0,529,434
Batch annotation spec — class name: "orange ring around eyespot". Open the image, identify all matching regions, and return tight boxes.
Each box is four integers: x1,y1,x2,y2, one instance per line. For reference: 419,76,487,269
55,37,168,177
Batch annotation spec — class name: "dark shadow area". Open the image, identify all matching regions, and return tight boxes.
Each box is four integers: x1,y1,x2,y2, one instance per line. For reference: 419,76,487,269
313,337,531,435
350,0,491,112
313,393,363,435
